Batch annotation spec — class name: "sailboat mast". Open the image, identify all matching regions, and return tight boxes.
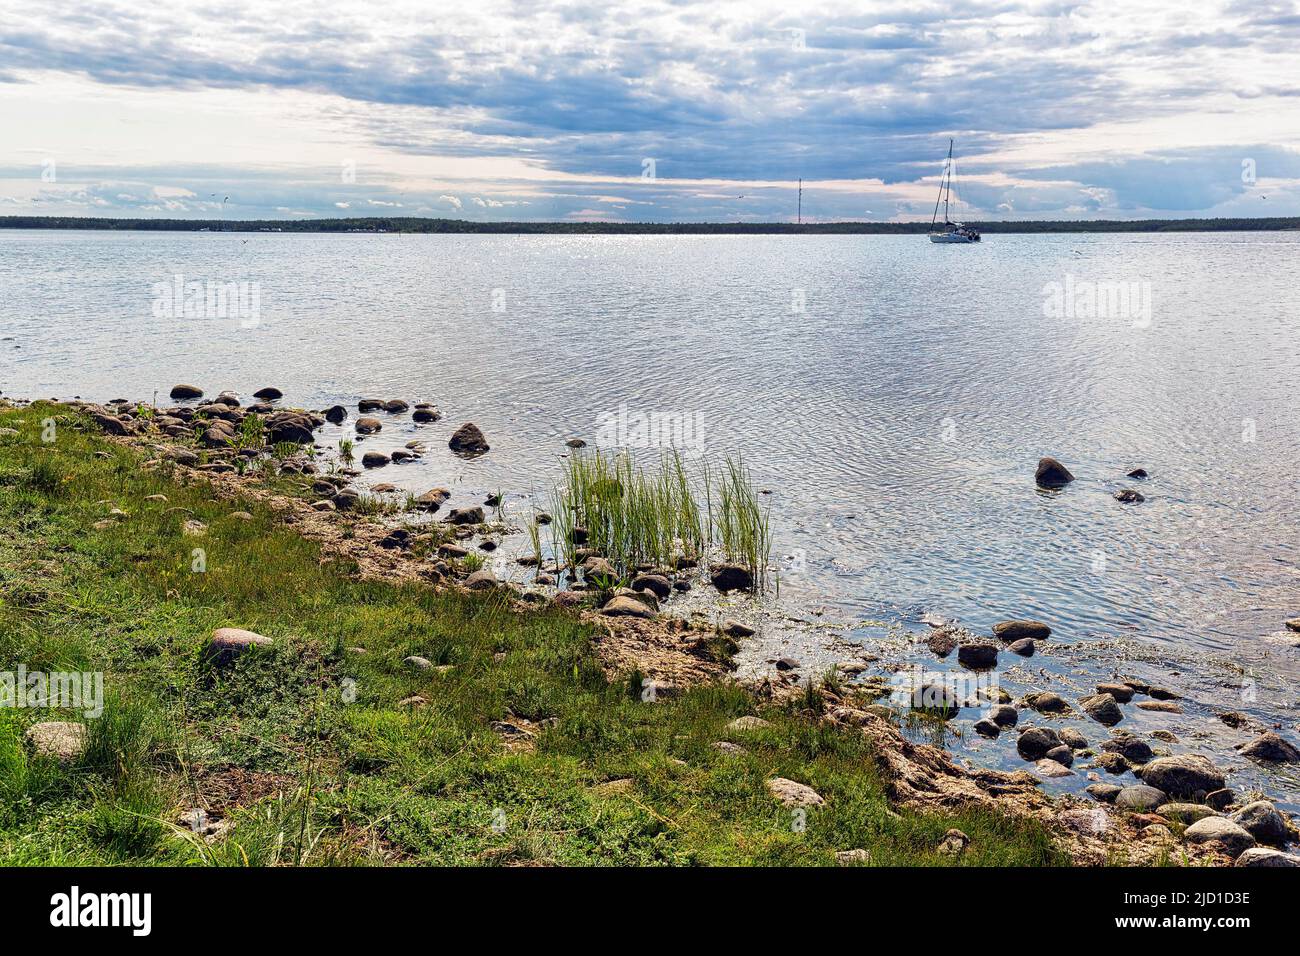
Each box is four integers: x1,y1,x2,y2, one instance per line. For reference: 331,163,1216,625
943,138,952,224
798,178,802,224
930,140,951,229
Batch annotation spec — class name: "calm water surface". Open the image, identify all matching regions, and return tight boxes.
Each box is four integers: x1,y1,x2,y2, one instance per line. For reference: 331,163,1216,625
3,230,1298,795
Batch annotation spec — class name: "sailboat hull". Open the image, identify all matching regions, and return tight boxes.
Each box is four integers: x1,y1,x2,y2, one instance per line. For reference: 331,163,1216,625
929,232,979,243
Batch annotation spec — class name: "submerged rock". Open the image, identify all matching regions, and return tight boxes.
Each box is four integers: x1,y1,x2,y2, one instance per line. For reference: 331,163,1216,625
324,405,348,424
1239,731,1300,763
412,405,441,423
252,387,282,400
1035,456,1074,488
361,452,390,468
1081,693,1124,726
1114,488,1145,504
169,384,203,400
447,506,485,525
355,416,382,434
1008,638,1035,656
957,643,998,669
1016,727,1062,761
993,619,1051,642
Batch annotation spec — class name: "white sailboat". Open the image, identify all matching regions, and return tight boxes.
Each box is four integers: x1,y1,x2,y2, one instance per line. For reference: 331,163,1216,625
929,139,980,243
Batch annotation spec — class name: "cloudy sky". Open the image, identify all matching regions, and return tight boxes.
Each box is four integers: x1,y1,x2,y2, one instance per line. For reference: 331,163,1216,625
2,0,1298,222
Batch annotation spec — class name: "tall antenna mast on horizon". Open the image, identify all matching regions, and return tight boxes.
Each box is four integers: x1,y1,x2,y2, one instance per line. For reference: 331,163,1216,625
798,179,802,225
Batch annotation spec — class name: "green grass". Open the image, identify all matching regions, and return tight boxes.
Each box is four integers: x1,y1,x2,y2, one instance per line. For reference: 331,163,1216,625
0,402,1065,866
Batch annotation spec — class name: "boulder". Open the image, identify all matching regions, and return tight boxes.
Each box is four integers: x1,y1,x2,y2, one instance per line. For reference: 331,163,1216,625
1096,682,1134,703
361,452,390,468
324,405,348,424
1235,848,1300,867
383,399,409,413
1044,745,1074,766
331,488,361,510
1116,785,1168,811
266,411,316,444
988,704,1018,727
1008,638,1035,656
465,569,497,590
600,595,655,619
1158,803,1217,823
721,619,755,638
355,417,382,434
1239,731,1300,764
415,488,451,512
1102,732,1153,764
1057,726,1088,750
447,506,484,525
1139,755,1226,799
956,643,999,669
909,683,960,719
1029,691,1069,714
24,721,87,764
766,777,824,808
1035,758,1074,778
252,387,282,400
1081,693,1123,726
204,627,272,667
1183,817,1255,855
1126,467,1149,479
1016,727,1063,761
1086,783,1122,803
1230,802,1291,846
412,406,441,423
973,718,1001,738
358,399,385,412
91,412,130,436
1114,488,1145,504
710,563,754,592
169,384,203,400
1035,456,1074,488
631,574,672,598
448,422,490,455
993,619,1051,642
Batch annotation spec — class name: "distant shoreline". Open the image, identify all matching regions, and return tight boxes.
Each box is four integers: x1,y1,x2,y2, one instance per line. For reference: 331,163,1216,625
2,215,1298,234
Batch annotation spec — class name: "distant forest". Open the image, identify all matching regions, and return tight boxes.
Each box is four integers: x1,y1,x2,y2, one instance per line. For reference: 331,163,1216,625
2,215,1298,234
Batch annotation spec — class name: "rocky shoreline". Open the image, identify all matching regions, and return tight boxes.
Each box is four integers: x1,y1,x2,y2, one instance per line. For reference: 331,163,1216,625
8,386,1300,866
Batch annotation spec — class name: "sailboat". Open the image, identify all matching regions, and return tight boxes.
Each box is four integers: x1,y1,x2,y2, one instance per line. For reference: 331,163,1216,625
929,139,980,243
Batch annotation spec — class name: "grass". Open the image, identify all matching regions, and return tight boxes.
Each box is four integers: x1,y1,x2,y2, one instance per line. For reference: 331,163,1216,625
0,402,1065,866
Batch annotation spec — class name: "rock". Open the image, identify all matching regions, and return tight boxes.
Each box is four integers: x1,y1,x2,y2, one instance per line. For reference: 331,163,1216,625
956,643,999,669
448,422,490,455
631,574,672,598
24,721,87,764
727,716,771,732
1159,803,1217,823
447,506,485,525
1102,732,1153,764
1139,755,1226,799
229,511,253,521
988,704,1018,727
1081,693,1123,726
910,683,959,718
1061,808,1110,837
438,544,469,559
1092,752,1130,774
169,384,203,400
1035,456,1074,488
399,695,427,708
721,619,755,638
766,777,824,808
775,657,800,672
1206,789,1235,811
1114,488,1145,503
1148,686,1180,700
324,405,348,424
414,488,451,512
252,387,282,400
1126,467,1149,479
993,619,1051,642
973,718,1001,738
358,399,385,412
926,629,957,657
204,627,272,667
331,488,361,510
1286,617,1300,633
1230,802,1291,846
412,406,441,423
1116,785,1168,811
263,411,316,444
712,740,745,755
383,399,409,413
582,556,617,580
835,849,870,866
404,655,433,670
1044,745,1074,766
361,451,390,468
465,569,497,590
1096,682,1134,703
1183,817,1255,855
214,391,240,407
709,563,753,592
182,519,207,536
1235,848,1300,867
1029,692,1069,714
1008,638,1035,656
1017,727,1063,761
1057,726,1088,750
1239,731,1300,763
371,483,397,493
1136,700,1181,713
311,499,336,511
355,417,382,434
91,411,130,435
937,829,969,856
1086,783,1122,803
600,595,655,619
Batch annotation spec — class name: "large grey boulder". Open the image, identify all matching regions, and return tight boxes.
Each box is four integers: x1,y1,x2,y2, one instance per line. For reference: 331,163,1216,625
1138,754,1226,799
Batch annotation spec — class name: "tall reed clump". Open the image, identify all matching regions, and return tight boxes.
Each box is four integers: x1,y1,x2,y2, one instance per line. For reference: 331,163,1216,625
552,449,768,589
708,455,773,592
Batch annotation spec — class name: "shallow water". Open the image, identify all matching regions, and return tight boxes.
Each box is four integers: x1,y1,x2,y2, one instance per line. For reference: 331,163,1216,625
3,229,1299,801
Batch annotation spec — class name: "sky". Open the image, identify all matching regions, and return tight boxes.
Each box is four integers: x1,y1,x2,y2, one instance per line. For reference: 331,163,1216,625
1,0,1299,222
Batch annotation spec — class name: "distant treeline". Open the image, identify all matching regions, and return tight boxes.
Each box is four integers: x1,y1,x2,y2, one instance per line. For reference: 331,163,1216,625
2,215,1298,234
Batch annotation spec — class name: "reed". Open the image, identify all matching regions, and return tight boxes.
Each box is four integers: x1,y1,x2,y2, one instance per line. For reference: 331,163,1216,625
711,455,772,592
